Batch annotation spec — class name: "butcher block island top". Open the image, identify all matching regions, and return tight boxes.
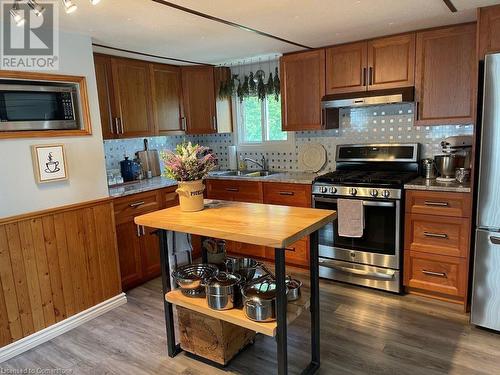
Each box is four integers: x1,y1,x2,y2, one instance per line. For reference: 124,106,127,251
134,199,336,248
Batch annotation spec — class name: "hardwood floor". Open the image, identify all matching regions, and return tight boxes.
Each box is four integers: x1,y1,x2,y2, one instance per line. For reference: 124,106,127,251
3,266,500,374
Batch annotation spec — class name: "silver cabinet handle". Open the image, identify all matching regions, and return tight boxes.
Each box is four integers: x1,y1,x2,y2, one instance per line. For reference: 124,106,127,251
319,259,395,280
113,117,120,134
212,115,217,131
141,226,146,236
362,67,367,86
490,236,500,245
423,232,448,239
224,188,239,192
181,117,187,131
136,225,141,237
422,270,447,278
129,201,145,208
119,118,124,134
279,191,294,196
424,201,449,207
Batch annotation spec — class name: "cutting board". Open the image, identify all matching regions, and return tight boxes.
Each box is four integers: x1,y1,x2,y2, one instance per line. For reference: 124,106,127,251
137,139,161,177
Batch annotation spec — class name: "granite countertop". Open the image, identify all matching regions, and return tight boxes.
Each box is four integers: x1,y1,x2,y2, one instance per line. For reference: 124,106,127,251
206,171,318,184
108,176,177,198
404,177,471,193
109,171,317,198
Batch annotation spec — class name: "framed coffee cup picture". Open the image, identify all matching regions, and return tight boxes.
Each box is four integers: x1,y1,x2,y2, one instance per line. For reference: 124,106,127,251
31,144,68,183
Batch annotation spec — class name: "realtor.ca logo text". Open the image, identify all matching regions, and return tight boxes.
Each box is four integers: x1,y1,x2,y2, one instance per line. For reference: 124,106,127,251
1,0,59,70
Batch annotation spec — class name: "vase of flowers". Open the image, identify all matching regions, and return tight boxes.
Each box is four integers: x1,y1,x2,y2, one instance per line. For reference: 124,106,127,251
162,142,217,212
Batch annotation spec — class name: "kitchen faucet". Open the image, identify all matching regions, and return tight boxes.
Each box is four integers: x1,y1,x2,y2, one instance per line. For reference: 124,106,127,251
244,154,268,171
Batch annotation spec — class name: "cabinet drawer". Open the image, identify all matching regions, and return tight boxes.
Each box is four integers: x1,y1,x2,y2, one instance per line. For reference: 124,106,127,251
206,180,263,203
263,183,311,207
161,186,179,208
404,213,470,258
405,190,471,218
404,251,466,298
114,190,160,224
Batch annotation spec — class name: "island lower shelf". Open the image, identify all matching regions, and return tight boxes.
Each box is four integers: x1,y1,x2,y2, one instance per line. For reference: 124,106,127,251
165,289,310,337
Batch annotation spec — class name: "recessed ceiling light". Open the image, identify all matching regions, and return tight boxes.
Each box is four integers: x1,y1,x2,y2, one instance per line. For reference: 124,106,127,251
90,0,101,4
27,0,45,16
62,0,77,14
10,1,25,26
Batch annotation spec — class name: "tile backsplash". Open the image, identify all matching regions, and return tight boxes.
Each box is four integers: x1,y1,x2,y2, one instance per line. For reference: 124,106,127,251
103,103,473,173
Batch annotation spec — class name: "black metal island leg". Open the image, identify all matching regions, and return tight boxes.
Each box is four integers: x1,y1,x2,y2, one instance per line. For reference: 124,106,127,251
158,229,182,357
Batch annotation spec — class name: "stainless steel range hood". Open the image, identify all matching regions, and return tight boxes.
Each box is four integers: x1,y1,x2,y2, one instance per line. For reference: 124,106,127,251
321,87,414,109
320,87,414,129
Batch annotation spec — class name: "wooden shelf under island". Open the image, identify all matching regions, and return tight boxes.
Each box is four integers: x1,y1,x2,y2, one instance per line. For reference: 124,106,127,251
166,289,310,337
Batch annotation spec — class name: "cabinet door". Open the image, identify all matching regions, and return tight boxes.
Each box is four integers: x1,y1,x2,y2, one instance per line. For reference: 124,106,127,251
93,54,116,139
214,67,233,133
367,33,415,90
111,57,155,137
140,226,161,280
415,24,476,125
326,42,367,94
150,63,184,135
181,66,216,135
280,49,325,131
478,5,500,59
116,220,143,291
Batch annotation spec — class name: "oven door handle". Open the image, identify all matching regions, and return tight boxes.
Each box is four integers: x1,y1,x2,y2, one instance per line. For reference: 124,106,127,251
319,259,396,280
313,196,395,208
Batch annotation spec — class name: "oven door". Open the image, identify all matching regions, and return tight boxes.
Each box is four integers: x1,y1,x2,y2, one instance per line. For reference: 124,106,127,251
0,84,78,131
313,195,401,270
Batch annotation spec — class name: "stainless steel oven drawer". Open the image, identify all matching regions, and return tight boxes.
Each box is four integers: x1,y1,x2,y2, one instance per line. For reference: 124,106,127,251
319,258,401,293
319,245,400,270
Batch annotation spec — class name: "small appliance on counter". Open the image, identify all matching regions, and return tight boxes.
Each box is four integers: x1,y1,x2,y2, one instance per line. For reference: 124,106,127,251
421,158,437,179
434,135,473,183
120,156,141,182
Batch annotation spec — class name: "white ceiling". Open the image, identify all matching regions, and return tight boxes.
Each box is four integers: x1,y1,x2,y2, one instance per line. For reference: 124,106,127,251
57,0,500,65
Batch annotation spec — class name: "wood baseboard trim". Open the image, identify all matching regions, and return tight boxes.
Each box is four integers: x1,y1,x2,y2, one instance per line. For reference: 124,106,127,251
0,293,127,363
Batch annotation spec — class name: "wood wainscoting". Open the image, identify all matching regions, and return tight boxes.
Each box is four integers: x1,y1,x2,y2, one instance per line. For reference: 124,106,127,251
0,198,122,348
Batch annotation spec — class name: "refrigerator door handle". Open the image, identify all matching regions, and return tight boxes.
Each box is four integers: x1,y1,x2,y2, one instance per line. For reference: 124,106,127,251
490,236,500,245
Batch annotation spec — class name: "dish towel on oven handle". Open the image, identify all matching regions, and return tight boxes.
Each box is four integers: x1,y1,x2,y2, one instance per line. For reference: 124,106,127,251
337,198,365,238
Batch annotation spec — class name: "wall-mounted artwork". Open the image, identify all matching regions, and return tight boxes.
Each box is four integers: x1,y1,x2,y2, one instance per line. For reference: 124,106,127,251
31,144,68,183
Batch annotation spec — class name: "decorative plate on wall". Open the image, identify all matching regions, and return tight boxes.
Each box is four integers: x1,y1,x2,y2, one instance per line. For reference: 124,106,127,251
298,143,326,172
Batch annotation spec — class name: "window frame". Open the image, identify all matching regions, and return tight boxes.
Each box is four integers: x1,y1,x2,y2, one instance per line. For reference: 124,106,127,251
234,95,294,152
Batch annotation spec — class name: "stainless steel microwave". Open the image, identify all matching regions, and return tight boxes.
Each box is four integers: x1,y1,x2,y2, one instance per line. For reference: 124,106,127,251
0,80,81,132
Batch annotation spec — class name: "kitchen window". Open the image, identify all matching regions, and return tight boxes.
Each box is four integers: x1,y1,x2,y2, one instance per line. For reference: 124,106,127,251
235,95,293,150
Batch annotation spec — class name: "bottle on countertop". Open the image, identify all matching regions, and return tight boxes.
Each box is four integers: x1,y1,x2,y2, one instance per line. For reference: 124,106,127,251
238,155,247,171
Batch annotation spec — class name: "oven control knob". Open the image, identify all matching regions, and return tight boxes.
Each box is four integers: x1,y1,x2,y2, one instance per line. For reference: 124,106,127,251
370,189,378,197
319,186,328,193
382,190,391,198
329,186,337,194
350,188,357,196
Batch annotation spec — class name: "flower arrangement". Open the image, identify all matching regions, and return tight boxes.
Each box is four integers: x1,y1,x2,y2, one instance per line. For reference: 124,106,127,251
162,142,217,181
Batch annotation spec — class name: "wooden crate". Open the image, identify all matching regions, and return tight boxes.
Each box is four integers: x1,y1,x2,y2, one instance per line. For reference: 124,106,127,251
177,306,256,365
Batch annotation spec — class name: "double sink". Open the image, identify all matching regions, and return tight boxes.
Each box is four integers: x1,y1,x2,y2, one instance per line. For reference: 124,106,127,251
210,170,279,178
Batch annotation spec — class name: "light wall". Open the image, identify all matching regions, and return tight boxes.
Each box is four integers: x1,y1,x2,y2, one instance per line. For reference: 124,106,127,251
0,32,108,218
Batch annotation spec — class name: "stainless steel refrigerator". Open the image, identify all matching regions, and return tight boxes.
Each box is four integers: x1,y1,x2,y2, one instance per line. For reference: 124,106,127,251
471,53,500,332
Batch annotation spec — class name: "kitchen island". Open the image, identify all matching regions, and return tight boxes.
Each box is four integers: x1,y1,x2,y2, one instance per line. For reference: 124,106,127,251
135,200,336,375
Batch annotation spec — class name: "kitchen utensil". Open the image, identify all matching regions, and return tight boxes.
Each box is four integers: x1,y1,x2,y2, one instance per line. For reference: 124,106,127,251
286,278,302,301
298,143,326,172
136,139,161,178
455,168,471,184
434,154,466,178
225,257,258,281
120,156,141,182
172,263,219,297
205,272,242,310
241,279,280,322
421,158,437,179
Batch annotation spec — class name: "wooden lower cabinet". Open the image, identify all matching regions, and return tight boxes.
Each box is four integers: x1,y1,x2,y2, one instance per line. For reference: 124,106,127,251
114,186,178,291
404,190,472,307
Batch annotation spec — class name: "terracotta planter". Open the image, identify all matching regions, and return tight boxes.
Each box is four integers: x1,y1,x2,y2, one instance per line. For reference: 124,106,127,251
176,180,205,212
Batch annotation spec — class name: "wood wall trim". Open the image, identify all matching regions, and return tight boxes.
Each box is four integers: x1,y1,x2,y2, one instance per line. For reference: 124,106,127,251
0,70,92,140
0,197,113,225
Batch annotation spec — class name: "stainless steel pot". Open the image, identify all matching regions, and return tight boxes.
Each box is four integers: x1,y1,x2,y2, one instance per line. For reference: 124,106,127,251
225,257,259,281
421,158,437,179
172,264,219,297
205,272,242,310
242,279,281,322
286,278,302,302
434,154,466,178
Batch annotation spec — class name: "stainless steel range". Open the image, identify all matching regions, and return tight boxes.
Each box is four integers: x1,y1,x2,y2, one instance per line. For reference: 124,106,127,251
312,143,420,293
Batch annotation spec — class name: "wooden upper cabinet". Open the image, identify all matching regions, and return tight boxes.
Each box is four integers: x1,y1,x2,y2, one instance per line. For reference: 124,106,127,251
280,49,325,131
150,63,184,135
478,4,500,59
214,67,233,134
367,33,415,90
93,54,115,139
415,24,476,125
326,42,367,94
111,57,154,137
181,66,217,135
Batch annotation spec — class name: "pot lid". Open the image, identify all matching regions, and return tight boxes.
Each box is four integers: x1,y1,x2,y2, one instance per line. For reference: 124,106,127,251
244,279,277,300
207,272,241,287
286,279,302,289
